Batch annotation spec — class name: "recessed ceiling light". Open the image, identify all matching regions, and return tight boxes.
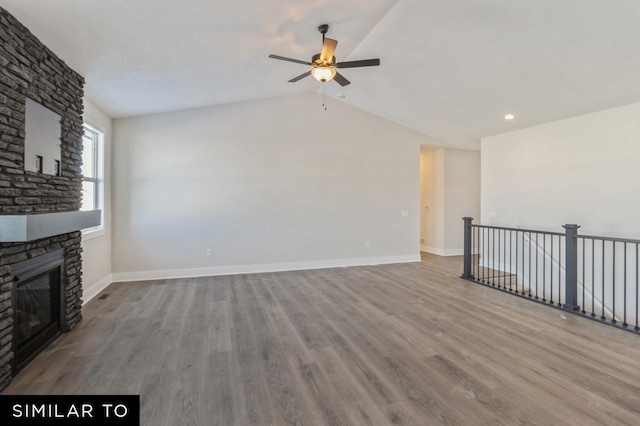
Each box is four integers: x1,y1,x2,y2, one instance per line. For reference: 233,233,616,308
504,114,515,120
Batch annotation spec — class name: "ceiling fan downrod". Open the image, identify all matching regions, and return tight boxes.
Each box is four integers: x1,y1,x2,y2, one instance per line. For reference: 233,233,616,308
318,24,329,42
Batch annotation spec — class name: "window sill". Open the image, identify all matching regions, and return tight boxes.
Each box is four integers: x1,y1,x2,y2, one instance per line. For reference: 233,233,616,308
81,227,105,241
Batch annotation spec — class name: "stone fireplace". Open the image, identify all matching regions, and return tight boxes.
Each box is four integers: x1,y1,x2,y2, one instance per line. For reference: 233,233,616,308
0,7,89,390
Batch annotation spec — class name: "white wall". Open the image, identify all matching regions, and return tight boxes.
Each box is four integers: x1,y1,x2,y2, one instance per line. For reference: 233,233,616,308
444,149,481,251
481,101,640,238
420,148,480,256
81,98,113,301
111,93,424,280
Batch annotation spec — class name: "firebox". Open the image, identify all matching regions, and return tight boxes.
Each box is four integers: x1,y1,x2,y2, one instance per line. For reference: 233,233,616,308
10,249,65,373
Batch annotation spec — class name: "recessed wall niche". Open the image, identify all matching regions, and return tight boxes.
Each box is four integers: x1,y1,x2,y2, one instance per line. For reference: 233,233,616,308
24,98,62,176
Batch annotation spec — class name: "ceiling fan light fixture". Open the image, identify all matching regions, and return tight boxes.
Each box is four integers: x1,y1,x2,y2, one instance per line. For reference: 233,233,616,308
311,66,336,82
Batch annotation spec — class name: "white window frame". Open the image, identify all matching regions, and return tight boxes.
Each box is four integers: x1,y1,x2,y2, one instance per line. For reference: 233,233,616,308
81,122,105,239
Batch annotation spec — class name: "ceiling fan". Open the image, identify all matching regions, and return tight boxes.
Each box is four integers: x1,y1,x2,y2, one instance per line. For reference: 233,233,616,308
269,24,380,86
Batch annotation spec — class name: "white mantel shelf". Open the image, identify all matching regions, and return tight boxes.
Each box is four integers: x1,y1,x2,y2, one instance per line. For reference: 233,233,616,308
0,210,101,242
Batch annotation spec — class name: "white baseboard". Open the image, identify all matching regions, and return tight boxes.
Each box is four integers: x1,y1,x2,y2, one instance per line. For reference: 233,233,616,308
420,246,464,257
111,254,421,283
83,274,113,305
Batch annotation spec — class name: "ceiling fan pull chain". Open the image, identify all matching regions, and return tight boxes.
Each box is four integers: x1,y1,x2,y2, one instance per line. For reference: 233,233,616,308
323,82,327,111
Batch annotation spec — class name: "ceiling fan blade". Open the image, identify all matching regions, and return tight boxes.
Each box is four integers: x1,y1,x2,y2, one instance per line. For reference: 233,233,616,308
288,71,311,83
333,71,351,87
320,38,338,62
269,55,311,66
336,58,380,68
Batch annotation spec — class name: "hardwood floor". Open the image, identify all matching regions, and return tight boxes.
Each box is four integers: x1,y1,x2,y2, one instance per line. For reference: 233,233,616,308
4,253,640,425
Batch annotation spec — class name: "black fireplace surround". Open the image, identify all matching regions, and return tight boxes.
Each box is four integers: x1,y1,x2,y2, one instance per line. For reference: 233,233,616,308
10,249,64,373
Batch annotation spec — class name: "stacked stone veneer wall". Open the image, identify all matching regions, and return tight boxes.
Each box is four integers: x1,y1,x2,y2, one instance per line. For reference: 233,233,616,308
0,7,85,390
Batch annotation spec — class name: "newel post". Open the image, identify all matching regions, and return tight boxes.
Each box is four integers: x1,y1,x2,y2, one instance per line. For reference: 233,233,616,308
462,217,474,279
563,224,581,312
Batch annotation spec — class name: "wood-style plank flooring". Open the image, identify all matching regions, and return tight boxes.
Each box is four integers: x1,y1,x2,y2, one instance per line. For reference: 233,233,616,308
4,253,640,425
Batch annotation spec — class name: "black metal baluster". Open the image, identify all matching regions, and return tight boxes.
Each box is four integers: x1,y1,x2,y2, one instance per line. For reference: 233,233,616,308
533,232,539,300
477,227,481,282
602,239,606,320
481,227,485,283
480,226,483,281
549,235,553,305
516,231,520,294
496,228,499,286
524,232,528,296
483,227,487,284
623,242,627,327
558,236,562,306
487,229,495,285
485,227,489,283
485,226,489,283
492,228,496,286
479,227,482,282
543,235,547,302
612,242,616,324
470,225,474,278
509,230,513,291
477,226,480,280
487,229,493,285
498,229,507,289
471,227,480,281
477,227,480,282
635,243,640,331
479,227,483,282
498,229,502,288
581,238,585,314
474,227,478,280
503,229,506,289
592,238,595,317
524,231,527,296
528,233,532,297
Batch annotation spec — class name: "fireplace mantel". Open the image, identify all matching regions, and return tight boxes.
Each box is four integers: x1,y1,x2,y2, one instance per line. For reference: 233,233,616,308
0,210,101,242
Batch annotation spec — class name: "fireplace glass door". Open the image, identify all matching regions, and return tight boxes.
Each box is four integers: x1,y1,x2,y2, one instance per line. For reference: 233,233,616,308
16,273,54,346
10,249,64,372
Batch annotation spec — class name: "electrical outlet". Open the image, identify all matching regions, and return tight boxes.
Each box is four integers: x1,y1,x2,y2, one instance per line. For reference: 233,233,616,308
365,241,370,249
401,210,409,217
206,248,213,257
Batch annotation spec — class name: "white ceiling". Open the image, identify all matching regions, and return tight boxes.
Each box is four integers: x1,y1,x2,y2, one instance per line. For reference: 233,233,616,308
3,0,640,147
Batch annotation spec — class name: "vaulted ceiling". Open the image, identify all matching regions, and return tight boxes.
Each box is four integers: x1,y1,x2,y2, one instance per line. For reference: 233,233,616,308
3,0,640,148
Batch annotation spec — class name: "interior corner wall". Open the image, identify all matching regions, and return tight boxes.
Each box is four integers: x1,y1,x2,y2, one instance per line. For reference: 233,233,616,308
81,98,112,300
420,148,479,256
481,101,640,238
111,93,424,279
443,149,481,253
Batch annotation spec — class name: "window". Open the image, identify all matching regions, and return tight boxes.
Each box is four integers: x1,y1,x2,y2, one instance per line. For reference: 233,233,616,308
81,125,104,234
